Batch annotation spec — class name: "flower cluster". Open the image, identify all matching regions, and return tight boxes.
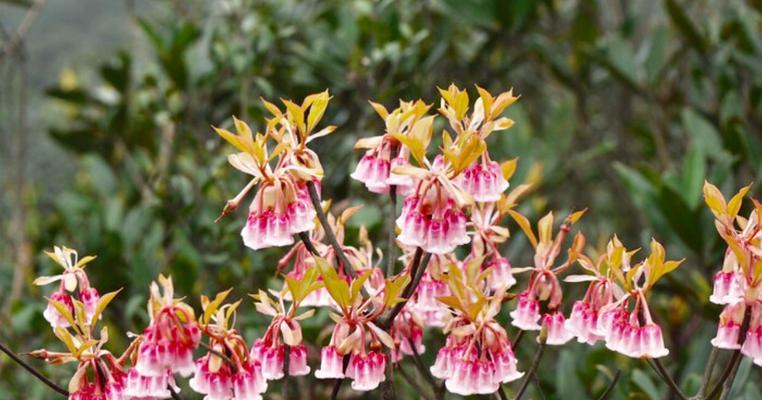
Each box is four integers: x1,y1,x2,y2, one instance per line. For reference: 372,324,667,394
704,182,762,365
27,87,744,400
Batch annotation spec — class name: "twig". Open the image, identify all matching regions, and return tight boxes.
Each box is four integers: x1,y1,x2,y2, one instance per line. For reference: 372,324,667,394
283,345,290,400
386,183,398,276
199,341,235,369
330,354,351,400
407,338,438,391
719,359,742,400
298,231,319,255
698,346,720,398
306,181,357,279
597,369,621,400
386,144,399,277
512,330,525,348
705,306,752,400
1,0,47,59
380,250,430,330
650,358,689,400
0,341,68,396
496,385,509,400
514,338,546,400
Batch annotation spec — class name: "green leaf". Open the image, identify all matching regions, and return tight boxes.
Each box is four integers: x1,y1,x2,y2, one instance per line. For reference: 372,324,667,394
664,0,708,53
632,368,661,399
680,144,706,209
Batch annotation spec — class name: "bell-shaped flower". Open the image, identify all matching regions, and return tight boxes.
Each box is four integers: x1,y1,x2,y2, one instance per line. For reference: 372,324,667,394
135,275,200,378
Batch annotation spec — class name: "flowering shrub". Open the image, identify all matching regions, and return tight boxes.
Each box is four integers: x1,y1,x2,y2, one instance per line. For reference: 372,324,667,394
5,86,759,399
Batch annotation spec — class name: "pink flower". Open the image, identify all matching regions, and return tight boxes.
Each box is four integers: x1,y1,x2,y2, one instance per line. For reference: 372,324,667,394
136,277,200,378
345,351,387,391
397,196,468,255
740,302,762,365
387,156,415,194
315,346,345,379
510,292,541,331
455,160,508,202
601,306,669,358
43,291,74,328
241,181,316,250
492,348,523,384
711,302,746,349
232,362,267,400
430,339,463,380
351,153,391,193
390,309,425,363
250,339,285,380
124,368,179,399
566,278,614,345
541,311,574,345
188,355,233,400
710,270,743,305
486,256,516,291
566,301,604,345
80,287,100,324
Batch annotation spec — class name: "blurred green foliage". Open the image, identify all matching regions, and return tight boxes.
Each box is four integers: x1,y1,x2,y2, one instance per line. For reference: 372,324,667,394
1,0,761,398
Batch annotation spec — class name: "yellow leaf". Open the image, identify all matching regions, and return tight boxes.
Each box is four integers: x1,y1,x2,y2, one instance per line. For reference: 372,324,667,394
315,257,350,310
283,99,306,134
307,90,331,132
475,85,494,119
203,288,233,324
369,101,389,120
90,288,122,326
508,210,538,248
538,212,554,244
500,158,518,181
703,181,727,217
727,183,751,218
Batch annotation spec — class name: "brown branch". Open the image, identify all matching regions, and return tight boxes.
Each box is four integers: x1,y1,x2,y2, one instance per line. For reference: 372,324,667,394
0,341,67,396
306,181,357,279
1,0,47,59
596,369,621,400
514,337,546,400
380,249,430,330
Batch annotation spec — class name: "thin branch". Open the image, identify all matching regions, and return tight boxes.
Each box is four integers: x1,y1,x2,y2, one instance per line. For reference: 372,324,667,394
386,144,399,277
330,354,351,400
407,338,438,391
306,181,357,279
386,183,398,276
380,249,430,330
719,359,742,400
298,231,319,255
496,385,509,400
705,306,753,400
650,358,689,400
512,329,525,348
596,369,621,400
199,341,235,369
514,338,546,400
282,344,290,400
698,346,720,398
1,0,47,59
0,341,68,396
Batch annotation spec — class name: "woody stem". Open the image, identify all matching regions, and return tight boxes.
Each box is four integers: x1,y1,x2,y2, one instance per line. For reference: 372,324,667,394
282,345,290,400
648,358,688,400
380,249,430,330
306,180,357,279
0,341,68,396
514,338,546,400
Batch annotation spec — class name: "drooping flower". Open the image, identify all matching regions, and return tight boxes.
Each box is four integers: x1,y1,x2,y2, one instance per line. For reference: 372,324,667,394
135,275,200,378
35,246,100,329
431,262,522,396
395,156,471,254
215,93,336,250
565,237,630,345
507,211,586,345
192,290,267,400
352,100,431,195
389,308,425,363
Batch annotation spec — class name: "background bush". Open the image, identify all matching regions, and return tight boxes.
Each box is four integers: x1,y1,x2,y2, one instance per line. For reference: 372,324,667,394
1,0,760,398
